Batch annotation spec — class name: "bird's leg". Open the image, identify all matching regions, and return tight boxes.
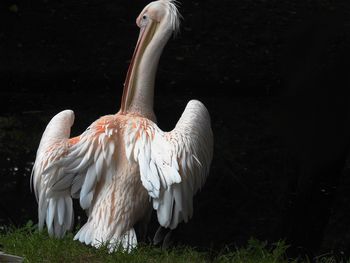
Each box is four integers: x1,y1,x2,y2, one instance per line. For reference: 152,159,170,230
153,226,167,245
162,230,173,250
153,226,173,249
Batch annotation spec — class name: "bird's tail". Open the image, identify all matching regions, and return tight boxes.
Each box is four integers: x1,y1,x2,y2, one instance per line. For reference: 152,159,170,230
74,220,137,253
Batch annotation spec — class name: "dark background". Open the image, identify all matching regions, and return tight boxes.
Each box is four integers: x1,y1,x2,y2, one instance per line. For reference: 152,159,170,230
1,0,350,258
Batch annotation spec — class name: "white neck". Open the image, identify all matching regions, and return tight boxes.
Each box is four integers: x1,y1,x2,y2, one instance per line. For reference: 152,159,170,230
127,18,172,120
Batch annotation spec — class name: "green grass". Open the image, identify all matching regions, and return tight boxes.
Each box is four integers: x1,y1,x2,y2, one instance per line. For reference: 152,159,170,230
0,222,346,263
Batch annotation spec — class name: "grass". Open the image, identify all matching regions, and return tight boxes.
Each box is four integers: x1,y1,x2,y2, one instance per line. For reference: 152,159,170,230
0,222,347,263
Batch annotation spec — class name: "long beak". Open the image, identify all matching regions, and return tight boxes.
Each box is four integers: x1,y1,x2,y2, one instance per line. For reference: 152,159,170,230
121,20,158,113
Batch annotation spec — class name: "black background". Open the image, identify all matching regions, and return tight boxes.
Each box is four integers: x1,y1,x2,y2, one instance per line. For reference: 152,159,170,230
1,0,350,258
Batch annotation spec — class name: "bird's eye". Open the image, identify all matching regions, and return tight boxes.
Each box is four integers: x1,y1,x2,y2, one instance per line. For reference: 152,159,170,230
140,14,148,27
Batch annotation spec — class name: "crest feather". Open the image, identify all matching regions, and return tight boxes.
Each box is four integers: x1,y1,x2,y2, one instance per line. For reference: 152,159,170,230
160,0,182,35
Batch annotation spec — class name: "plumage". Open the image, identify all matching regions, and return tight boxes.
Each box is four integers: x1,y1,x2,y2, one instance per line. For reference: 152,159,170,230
31,0,213,252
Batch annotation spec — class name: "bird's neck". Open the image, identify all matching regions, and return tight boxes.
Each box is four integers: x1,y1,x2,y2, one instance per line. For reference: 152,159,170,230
123,20,172,121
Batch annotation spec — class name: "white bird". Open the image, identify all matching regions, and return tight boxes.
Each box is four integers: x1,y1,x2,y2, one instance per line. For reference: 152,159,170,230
31,0,213,252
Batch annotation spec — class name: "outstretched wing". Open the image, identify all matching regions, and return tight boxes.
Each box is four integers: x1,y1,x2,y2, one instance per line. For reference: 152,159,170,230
31,111,118,237
31,110,76,237
124,100,213,229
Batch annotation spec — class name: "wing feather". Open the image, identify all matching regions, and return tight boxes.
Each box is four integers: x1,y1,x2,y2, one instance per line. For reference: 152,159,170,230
31,111,119,238
57,197,66,225
31,110,76,237
126,100,213,229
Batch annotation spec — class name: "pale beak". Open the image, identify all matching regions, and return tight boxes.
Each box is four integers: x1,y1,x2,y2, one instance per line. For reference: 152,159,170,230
121,19,159,112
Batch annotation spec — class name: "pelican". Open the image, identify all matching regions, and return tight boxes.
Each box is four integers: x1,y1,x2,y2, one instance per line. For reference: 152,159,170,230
31,0,213,251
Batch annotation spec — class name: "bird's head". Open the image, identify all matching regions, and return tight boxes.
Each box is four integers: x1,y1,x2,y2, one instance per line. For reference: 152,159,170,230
121,0,181,114
136,0,181,37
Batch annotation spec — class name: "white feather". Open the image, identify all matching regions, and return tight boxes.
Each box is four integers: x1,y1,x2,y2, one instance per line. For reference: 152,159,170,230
57,198,65,226
65,196,73,230
126,99,213,229
80,191,94,210
80,165,97,200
